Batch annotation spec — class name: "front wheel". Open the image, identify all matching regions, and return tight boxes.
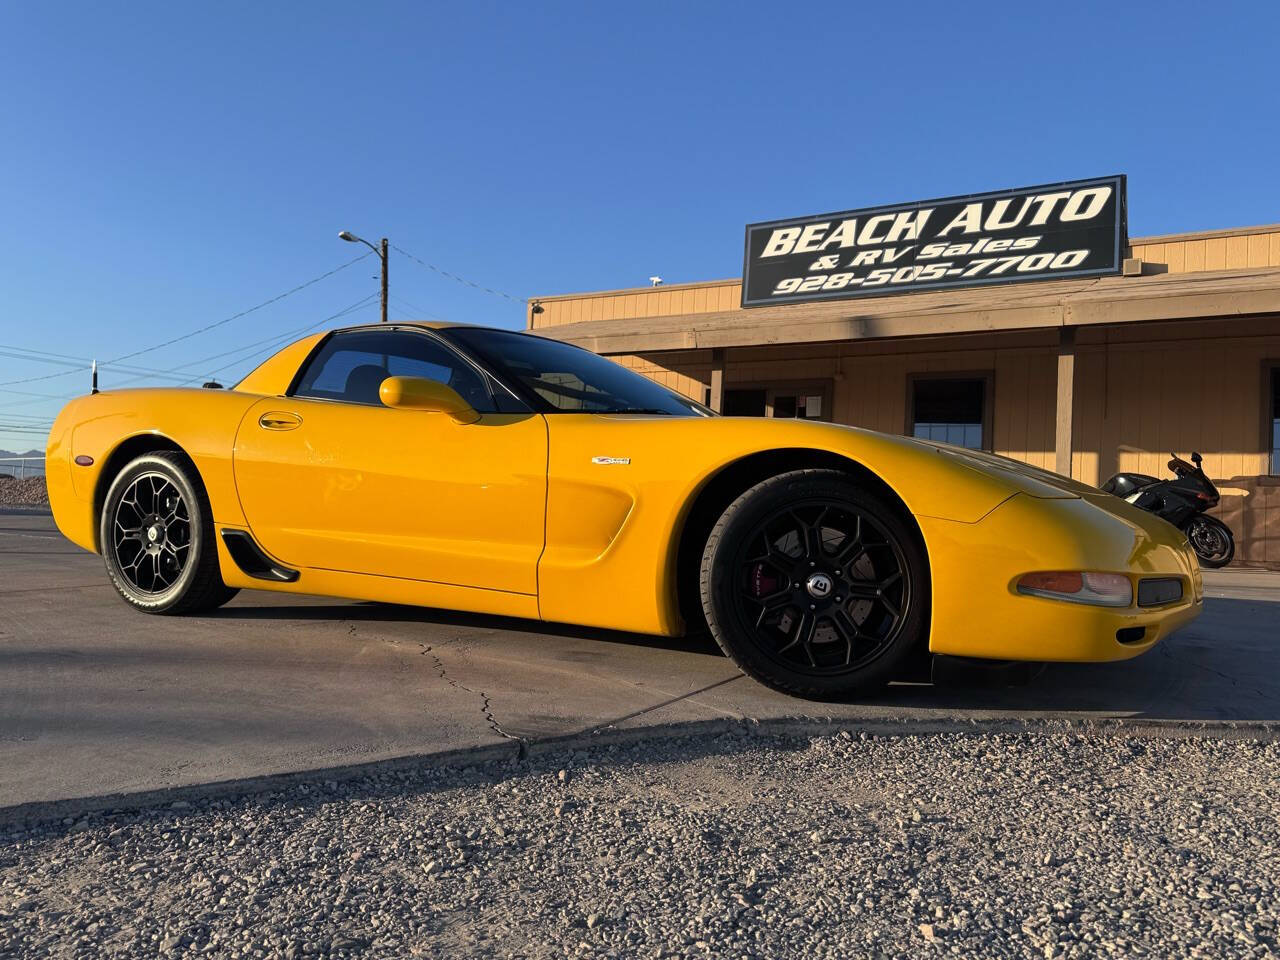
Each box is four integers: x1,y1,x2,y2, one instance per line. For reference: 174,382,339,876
1185,514,1234,568
699,470,929,701
100,451,239,614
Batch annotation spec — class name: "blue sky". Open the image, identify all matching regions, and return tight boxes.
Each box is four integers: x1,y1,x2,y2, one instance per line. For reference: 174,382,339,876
1,1,1278,450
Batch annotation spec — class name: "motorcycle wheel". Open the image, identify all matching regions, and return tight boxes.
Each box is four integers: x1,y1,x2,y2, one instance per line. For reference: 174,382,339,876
1185,515,1235,568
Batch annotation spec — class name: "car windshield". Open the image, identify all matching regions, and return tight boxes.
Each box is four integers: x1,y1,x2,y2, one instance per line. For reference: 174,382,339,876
448,327,711,417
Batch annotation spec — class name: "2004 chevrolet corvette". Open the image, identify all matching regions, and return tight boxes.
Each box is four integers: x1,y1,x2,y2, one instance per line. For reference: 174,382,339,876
46,322,1202,700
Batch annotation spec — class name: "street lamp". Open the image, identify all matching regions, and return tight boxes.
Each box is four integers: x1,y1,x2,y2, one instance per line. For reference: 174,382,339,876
339,230,389,323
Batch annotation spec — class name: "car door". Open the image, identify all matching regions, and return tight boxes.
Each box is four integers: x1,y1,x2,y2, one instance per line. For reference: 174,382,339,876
232,327,547,596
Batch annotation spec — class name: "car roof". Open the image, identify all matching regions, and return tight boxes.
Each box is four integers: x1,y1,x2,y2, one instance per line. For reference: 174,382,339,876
337,319,460,332
332,320,533,335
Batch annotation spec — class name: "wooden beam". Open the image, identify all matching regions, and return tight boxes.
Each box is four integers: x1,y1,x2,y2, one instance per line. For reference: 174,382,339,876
709,348,725,413
1055,327,1076,477
533,267,1280,356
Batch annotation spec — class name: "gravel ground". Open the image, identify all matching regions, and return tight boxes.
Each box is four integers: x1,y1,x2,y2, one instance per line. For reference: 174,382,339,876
2,727,1278,959
0,475,48,506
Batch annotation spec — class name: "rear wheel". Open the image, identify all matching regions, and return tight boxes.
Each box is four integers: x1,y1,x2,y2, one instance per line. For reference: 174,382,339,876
99,451,239,614
699,469,929,700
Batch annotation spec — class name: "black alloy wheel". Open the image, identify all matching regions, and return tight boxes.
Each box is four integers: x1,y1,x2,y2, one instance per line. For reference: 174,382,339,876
700,469,929,700
111,471,192,593
99,451,239,614
1186,514,1235,569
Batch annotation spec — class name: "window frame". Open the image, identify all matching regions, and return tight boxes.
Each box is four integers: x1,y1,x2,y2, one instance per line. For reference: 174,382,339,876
1263,359,1280,477
905,370,995,453
286,326,526,413
722,379,834,421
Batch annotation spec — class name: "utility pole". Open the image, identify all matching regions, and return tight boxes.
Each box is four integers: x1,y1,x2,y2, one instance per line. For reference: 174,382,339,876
379,237,389,323
338,230,390,322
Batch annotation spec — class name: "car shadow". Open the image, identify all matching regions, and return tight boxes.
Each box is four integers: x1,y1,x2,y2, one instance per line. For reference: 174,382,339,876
208,600,726,657
208,595,1280,723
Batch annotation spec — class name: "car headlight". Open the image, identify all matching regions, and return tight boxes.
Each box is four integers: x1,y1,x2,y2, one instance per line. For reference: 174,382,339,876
1016,571,1133,608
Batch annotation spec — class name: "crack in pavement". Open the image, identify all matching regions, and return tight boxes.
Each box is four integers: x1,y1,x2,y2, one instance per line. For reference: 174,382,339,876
422,644,528,759
329,620,526,755
1158,639,1273,704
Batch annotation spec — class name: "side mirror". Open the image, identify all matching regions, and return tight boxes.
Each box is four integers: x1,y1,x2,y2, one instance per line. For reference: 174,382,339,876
379,376,479,423
1191,451,1203,465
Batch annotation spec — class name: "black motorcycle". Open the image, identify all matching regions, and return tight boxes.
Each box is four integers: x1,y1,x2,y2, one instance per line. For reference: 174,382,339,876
1101,451,1235,568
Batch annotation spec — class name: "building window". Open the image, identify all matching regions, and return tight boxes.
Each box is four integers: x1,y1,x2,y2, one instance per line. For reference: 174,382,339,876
771,392,824,419
722,382,831,420
1270,365,1280,475
724,388,766,416
909,375,990,451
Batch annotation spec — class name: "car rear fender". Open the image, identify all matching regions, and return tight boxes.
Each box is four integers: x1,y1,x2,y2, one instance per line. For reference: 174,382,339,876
48,389,260,552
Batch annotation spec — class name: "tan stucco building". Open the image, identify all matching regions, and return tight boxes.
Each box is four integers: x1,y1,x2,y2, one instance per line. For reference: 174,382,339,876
529,223,1280,567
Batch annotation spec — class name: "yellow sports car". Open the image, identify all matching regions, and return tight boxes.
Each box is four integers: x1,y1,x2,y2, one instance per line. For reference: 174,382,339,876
46,322,1202,699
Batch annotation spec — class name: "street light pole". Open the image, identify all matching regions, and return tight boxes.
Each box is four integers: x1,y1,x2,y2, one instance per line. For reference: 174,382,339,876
338,230,390,323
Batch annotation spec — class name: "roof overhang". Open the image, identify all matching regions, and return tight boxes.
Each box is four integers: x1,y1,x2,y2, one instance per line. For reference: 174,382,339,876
534,266,1280,354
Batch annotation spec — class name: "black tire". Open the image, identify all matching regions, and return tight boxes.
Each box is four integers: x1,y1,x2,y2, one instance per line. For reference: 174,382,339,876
1186,514,1235,569
99,451,239,614
700,469,929,701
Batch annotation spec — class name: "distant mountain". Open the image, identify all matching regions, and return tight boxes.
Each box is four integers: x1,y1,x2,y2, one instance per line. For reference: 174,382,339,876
0,449,44,459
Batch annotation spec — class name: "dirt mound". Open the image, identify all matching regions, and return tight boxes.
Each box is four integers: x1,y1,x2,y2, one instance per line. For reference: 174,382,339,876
0,475,49,506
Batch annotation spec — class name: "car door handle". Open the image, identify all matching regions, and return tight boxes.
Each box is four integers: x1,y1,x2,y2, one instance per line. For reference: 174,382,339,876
258,411,302,431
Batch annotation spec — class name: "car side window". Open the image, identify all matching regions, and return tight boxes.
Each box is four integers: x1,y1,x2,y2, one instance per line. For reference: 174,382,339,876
292,330,496,412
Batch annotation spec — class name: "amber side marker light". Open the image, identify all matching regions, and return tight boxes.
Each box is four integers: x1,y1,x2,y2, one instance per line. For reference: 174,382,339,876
74,455,94,467
1016,571,1132,607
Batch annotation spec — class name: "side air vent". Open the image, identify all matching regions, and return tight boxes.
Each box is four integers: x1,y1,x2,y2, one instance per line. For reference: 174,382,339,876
1116,626,1147,645
220,529,300,583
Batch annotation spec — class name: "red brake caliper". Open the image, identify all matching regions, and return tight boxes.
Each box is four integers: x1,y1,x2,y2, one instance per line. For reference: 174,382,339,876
750,563,778,598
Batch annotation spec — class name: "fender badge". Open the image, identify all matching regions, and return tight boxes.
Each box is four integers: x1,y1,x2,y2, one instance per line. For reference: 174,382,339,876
591,456,631,465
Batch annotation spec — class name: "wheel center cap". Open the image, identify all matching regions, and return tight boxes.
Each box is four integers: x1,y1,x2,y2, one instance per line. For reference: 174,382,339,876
147,525,161,543
805,572,834,599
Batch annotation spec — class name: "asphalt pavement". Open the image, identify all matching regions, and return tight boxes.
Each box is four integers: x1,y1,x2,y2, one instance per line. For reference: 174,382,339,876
2,510,1278,814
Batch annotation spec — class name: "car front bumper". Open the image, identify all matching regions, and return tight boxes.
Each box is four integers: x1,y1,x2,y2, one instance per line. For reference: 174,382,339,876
920,492,1203,663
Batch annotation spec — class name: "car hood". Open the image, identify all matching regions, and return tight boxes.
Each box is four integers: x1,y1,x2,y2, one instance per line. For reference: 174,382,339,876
906,438,1190,545
901,439,1093,499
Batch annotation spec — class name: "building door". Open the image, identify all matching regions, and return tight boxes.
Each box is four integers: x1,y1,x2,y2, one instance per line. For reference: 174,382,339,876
722,381,832,420
908,374,993,451
1269,362,1280,475
723,388,766,416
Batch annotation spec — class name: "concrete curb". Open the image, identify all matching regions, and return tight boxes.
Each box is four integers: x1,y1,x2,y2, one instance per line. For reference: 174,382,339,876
5,713,1279,830
0,505,52,515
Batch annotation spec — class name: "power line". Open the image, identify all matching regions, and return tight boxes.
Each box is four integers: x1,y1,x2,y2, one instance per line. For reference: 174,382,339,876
0,291,376,394
390,294,450,323
0,410,55,424
0,291,379,412
77,295,376,390
0,348,196,384
0,384,75,400
0,426,52,440
392,244,526,305
0,251,373,388
106,251,374,366
195,294,379,381
0,342,219,379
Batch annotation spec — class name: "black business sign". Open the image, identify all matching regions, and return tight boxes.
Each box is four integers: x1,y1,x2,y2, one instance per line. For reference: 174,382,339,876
741,175,1126,307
